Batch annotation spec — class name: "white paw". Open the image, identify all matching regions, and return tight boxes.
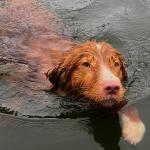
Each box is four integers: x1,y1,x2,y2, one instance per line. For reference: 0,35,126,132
121,114,146,145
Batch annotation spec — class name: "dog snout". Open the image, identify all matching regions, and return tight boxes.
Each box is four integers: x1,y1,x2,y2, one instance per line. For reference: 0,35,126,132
103,81,120,95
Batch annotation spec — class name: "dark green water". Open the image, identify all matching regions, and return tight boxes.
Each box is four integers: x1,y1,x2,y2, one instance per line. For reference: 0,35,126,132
0,0,150,149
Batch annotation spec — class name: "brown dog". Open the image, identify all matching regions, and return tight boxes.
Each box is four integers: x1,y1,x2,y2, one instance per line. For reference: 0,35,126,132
46,41,127,107
46,41,145,144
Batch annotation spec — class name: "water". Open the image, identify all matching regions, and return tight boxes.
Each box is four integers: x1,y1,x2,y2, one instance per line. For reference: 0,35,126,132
0,0,150,149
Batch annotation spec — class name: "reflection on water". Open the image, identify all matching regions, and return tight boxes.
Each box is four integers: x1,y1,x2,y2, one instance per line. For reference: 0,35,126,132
0,113,122,150
88,115,121,150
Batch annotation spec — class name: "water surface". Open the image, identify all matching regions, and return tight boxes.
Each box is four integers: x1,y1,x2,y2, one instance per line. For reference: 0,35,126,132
0,0,150,149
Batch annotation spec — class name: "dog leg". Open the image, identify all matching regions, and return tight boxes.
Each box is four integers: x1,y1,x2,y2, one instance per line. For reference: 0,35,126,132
119,105,145,145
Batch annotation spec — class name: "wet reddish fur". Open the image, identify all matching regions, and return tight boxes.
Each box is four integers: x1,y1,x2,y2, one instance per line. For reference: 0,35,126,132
46,41,127,103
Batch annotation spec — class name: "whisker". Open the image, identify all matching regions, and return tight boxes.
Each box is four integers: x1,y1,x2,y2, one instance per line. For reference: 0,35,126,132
71,93,83,102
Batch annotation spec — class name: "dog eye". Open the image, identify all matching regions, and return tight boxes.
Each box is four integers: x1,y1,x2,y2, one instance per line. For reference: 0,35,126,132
114,62,120,67
82,62,91,68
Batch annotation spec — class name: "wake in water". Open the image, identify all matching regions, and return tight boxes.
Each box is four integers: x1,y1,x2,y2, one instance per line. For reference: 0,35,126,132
0,0,75,115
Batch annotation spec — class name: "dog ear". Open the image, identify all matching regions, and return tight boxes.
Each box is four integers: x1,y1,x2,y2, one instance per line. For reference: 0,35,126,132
121,64,128,81
45,63,66,89
45,48,79,90
119,56,128,81
117,53,128,82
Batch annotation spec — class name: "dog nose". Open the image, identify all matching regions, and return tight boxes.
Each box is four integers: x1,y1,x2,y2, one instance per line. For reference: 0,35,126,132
103,81,120,95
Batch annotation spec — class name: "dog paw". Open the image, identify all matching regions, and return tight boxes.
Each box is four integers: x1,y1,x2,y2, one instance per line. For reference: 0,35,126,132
121,114,145,145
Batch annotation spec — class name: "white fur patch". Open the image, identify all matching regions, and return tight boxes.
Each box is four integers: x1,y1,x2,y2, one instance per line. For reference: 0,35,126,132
101,66,120,82
120,113,146,145
96,43,102,50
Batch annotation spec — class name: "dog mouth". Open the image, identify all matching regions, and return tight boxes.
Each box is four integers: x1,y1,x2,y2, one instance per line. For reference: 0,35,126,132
71,92,126,109
98,98,126,108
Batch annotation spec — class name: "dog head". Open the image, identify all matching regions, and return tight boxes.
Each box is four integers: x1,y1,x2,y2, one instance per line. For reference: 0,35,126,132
46,41,127,107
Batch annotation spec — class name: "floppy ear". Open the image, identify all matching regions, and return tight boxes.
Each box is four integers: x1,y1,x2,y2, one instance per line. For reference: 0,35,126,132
45,47,80,90
120,56,128,81
116,53,128,82
45,63,66,89
121,64,128,81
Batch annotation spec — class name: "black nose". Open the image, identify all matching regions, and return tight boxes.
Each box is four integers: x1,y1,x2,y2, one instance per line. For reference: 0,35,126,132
104,85,120,95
